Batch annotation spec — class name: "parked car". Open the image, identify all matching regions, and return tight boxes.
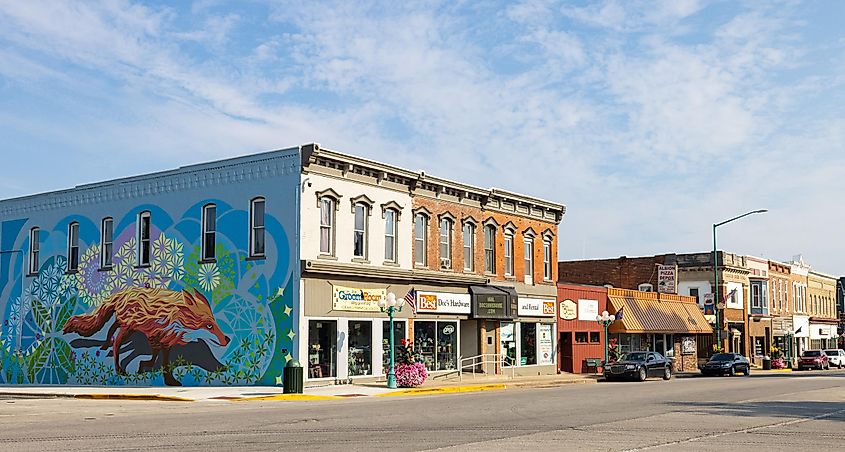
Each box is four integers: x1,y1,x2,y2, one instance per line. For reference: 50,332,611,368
700,353,751,376
798,350,829,370
604,351,672,382
823,349,845,368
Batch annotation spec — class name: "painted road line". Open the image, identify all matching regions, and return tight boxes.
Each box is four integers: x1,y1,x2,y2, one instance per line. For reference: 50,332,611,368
376,384,507,397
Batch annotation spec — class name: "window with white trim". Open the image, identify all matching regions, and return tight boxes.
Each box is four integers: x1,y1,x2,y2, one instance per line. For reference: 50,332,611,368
28,227,40,275
101,217,114,269
250,197,265,258
543,240,552,281
751,283,761,308
137,211,151,266
504,232,514,276
67,222,80,272
353,203,368,259
439,218,452,269
384,209,397,263
320,198,335,255
414,213,428,266
202,203,216,261
484,224,496,274
462,222,474,272
523,238,533,281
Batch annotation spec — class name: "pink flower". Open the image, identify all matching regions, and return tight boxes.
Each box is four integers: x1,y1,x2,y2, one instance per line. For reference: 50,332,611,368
394,362,428,388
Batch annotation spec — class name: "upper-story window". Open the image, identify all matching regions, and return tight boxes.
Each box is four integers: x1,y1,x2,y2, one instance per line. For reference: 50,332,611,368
439,217,453,270
504,232,514,276
462,222,475,272
101,217,114,269
28,227,40,275
484,224,496,274
384,208,397,263
751,282,761,308
250,197,266,258
67,221,80,273
137,211,151,267
414,213,428,267
353,203,368,259
320,197,335,255
202,203,217,261
523,238,534,282
543,240,552,281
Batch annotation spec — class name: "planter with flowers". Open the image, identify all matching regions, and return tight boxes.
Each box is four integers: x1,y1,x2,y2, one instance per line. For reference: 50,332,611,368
770,345,787,369
392,339,428,388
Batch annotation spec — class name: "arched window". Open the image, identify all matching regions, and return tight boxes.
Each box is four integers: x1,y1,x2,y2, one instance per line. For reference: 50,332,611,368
353,202,368,259
384,208,398,263
484,224,496,274
439,217,453,269
462,222,475,272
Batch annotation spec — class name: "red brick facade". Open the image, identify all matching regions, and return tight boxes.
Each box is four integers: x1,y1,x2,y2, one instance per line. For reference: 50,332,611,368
558,255,670,289
413,197,559,286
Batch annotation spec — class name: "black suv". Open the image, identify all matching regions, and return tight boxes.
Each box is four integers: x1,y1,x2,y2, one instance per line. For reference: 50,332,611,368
701,353,751,376
605,351,672,382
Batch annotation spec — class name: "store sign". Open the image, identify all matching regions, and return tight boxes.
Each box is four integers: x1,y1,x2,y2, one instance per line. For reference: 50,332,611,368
538,324,554,365
417,292,472,314
518,297,556,317
332,285,385,312
473,293,510,319
703,293,714,315
682,336,695,355
559,299,577,320
657,265,677,294
577,299,599,321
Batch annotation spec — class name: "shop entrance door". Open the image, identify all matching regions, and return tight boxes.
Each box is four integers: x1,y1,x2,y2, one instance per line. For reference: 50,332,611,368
560,332,573,373
308,320,337,379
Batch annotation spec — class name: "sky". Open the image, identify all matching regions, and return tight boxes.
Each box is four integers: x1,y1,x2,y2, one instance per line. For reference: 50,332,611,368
1,1,844,275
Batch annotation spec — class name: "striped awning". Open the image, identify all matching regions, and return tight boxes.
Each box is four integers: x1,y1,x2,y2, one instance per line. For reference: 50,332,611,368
607,289,713,335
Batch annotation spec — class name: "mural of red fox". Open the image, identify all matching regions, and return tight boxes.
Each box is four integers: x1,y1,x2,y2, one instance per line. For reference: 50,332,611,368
63,287,230,386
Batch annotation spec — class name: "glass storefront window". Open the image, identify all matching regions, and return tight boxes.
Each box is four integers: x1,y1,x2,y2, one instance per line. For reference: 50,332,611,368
382,320,406,374
348,320,372,376
413,321,458,371
520,323,537,365
437,322,458,370
501,322,517,366
308,320,337,378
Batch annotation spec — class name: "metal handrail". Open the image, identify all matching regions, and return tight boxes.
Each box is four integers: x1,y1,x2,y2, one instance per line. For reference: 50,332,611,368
458,353,516,381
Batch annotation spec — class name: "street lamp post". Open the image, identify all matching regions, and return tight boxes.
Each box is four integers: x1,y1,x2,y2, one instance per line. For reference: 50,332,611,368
378,292,404,389
712,209,767,353
596,310,615,369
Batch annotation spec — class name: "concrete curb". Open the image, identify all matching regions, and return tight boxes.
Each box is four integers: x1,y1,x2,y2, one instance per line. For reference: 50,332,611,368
74,394,194,402
376,383,507,397
233,394,341,401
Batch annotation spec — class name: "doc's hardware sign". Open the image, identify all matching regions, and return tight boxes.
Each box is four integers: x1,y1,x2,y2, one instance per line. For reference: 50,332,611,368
518,297,556,317
417,292,472,314
332,286,385,312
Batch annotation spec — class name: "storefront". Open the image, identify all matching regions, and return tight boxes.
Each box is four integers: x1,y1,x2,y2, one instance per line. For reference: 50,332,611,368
301,278,469,383
607,289,712,373
748,316,772,365
809,320,838,349
557,284,607,374
467,285,557,376
793,315,810,357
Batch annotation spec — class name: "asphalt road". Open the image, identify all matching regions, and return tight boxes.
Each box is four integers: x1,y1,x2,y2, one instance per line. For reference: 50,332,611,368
2,370,845,451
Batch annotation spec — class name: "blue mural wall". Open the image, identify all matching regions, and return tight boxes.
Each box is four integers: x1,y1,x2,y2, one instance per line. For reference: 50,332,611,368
0,150,301,386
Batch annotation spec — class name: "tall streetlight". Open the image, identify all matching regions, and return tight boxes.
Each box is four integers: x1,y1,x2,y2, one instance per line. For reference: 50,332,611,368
378,292,404,389
712,209,767,352
596,310,615,369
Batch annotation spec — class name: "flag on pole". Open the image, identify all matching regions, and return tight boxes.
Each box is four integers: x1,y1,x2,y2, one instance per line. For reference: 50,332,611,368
404,288,417,315
795,325,803,335
614,306,624,321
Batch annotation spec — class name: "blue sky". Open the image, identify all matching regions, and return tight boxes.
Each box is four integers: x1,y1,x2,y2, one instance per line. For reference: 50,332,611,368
1,1,844,274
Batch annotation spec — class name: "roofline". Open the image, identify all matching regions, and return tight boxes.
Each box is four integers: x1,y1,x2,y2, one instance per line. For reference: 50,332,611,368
0,146,301,206
306,143,566,215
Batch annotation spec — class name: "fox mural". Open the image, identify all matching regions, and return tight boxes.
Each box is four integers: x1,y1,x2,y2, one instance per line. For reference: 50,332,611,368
63,287,230,386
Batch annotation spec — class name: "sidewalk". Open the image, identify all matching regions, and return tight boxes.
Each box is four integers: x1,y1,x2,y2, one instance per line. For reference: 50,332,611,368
0,372,597,402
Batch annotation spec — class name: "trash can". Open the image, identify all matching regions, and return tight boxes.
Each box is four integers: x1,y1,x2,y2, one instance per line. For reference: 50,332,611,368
762,357,772,370
283,359,303,394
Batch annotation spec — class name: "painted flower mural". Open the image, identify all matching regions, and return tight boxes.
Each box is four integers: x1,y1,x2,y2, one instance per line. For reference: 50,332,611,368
0,200,292,386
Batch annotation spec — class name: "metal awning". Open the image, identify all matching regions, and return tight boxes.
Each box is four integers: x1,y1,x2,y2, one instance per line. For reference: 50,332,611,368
608,292,713,335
